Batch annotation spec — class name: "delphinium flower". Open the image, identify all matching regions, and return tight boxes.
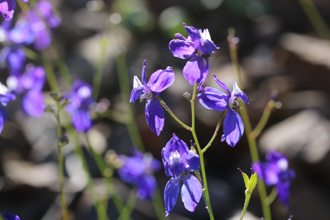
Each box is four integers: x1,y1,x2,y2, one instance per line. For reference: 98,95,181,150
253,150,295,208
2,210,20,220
64,80,95,133
6,64,45,117
130,60,175,136
118,148,161,200
0,81,15,133
197,74,249,147
0,0,28,20
162,134,202,217
169,23,219,86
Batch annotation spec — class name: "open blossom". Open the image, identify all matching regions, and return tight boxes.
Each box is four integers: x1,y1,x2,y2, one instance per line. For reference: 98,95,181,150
130,60,175,136
0,82,15,133
197,74,249,147
0,0,28,20
162,134,202,217
2,210,20,220
169,23,219,86
6,64,45,117
118,148,161,200
253,150,295,208
64,80,95,133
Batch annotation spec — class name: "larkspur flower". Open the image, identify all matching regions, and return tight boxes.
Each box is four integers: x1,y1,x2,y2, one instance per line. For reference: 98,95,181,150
6,64,45,117
0,0,28,20
2,210,20,220
253,150,295,208
169,23,219,86
0,82,15,133
0,46,26,71
130,60,175,136
197,74,249,147
64,80,95,133
162,134,202,217
118,148,161,200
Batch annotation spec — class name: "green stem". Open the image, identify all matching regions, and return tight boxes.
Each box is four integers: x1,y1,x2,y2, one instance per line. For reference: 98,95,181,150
265,188,278,206
228,30,272,220
240,189,252,220
298,0,330,40
202,111,225,153
93,37,109,99
156,96,192,131
250,100,275,140
43,57,60,92
118,190,138,220
190,84,215,220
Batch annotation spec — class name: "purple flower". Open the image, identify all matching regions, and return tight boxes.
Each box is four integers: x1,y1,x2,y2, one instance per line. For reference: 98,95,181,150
169,23,219,86
3,210,20,220
197,74,249,147
130,60,175,136
253,150,295,208
0,0,28,20
118,148,161,200
162,134,202,217
6,65,45,117
0,46,26,71
64,80,95,133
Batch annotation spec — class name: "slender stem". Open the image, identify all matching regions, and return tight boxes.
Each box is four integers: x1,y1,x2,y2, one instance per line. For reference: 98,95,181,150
298,0,330,40
117,190,138,220
265,188,278,206
43,57,60,92
93,37,108,99
228,30,272,220
250,100,275,140
156,96,192,131
240,189,252,220
190,84,215,220
202,111,225,153
55,103,69,220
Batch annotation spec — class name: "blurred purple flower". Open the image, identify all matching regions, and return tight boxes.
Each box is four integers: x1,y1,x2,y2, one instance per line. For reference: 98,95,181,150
253,150,296,208
0,82,15,133
118,148,161,200
0,0,28,20
64,80,95,133
2,210,20,220
162,134,202,217
197,74,249,147
130,60,175,136
0,46,26,71
169,23,219,86
6,65,45,117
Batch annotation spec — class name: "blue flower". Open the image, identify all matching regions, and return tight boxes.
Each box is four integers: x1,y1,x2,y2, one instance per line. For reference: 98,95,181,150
118,148,161,200
0,0,28,20
2,210,20,220
253,150,295,208
197,74,249,147
169,23,219,86
6,65,45,117
64,80,95,133
162,134,202,217
130,60,175,136
0,82,15,133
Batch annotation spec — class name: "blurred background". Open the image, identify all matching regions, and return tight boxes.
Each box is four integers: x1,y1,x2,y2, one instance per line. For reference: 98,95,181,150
1,0,330,219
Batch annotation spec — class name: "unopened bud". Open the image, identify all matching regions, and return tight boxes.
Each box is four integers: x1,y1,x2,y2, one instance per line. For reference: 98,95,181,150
183,92,191,100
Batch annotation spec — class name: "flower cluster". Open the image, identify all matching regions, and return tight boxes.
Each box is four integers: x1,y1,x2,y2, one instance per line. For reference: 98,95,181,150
253,150,295,207
118,148,161,200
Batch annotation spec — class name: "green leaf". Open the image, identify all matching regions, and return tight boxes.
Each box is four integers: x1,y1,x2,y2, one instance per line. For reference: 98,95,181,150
238,168,250,189
248,171,258,192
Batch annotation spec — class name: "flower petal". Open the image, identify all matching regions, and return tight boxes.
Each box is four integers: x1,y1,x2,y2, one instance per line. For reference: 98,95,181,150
142,60,147,85
181,174,202,212
22,66,46,91
145,98,164,136
169,39,195,59
186,150,200,172
183,56,208,86
276,181,291,208
118,156,144,185
183,23,201,42
137,174,157,200
232,81,249,104
130,76,143,103
0,107,7,133
0,0,15,20
212,74,231,95
223,109,244,147
252,162,278,185
22,90,45,118
6,46,25,72
147,67,175,95
72,110,91,132
197,91,229,112
3,210,20,220
164,177,180,217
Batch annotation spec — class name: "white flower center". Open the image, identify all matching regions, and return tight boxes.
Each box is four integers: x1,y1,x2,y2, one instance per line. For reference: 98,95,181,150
199,29,212,44
0,82,8,95
169,151,181,166
6,76,18,91
77,86,91,98
277,158,288,170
